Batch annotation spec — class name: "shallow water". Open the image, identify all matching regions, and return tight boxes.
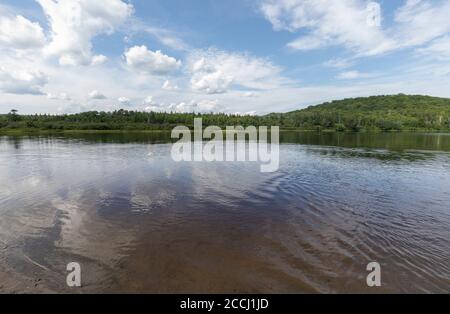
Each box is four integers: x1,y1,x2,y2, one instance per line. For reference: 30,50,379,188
0,132,449,293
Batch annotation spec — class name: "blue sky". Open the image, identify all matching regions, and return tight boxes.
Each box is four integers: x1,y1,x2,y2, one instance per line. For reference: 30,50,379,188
1,0,450,114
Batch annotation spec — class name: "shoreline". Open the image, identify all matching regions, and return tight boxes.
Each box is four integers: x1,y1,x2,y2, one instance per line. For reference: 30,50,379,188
1,128,450,135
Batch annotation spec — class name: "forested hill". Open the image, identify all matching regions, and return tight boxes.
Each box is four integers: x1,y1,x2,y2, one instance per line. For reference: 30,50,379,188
1,94,450,132
270,94,450,131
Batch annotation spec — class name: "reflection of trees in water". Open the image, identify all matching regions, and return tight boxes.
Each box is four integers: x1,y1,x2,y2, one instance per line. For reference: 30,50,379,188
12,137,21,150
280,131,450,152
54,132,174,144
2,132,450,155
1,136,23,150
304,146,437,162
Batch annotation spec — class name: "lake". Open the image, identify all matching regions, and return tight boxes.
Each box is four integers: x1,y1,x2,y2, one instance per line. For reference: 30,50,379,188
0,132,449,293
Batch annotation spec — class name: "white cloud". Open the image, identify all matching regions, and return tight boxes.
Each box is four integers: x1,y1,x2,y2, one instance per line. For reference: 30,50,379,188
47,92,71,101
261,0,390,56
287,35,330,51
190,67,232,94
37,0,133,65
394,0,450,48
88,90,106,99
144,105,161,112
260,0,450,57
143,96,155,106
233,111,257,116
124,45,181,75
243,91,257,98
167,102,191,113
162,80,178,91
0,66,48,95
0,15,46,50
195,99,220,112
59,92,71,101
91,54,108,66
323,58,354,69
142,96,168,112
417,36,450,60
128,19,189,51
188,49,285,94
168,99,220,113
144,99,220,113
118,96,131,105
337,70,376,80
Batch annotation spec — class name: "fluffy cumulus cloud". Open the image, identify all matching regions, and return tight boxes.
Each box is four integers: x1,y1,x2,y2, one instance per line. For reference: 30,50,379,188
260,0,450,57
0,66,48,95
233,110,257,116
188,49,284,94
88,90,106,99
144,98,220,113
0,14,46,50
118,96,131,105
47,92,71,101
91,54,108,66
191,99,220,112
124,45,181,75
162,80,178,91
37,0,133,65
142,96,155,106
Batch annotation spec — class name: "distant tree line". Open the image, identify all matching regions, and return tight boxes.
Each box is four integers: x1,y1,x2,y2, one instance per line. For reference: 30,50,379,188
278,94,450,131
1,94,450,132
0,109,267,131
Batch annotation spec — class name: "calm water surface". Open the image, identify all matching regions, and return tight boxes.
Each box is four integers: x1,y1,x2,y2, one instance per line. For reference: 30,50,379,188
0,132,449,293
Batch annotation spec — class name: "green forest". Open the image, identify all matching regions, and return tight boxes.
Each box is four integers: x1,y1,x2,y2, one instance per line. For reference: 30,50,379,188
1,94,450,132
